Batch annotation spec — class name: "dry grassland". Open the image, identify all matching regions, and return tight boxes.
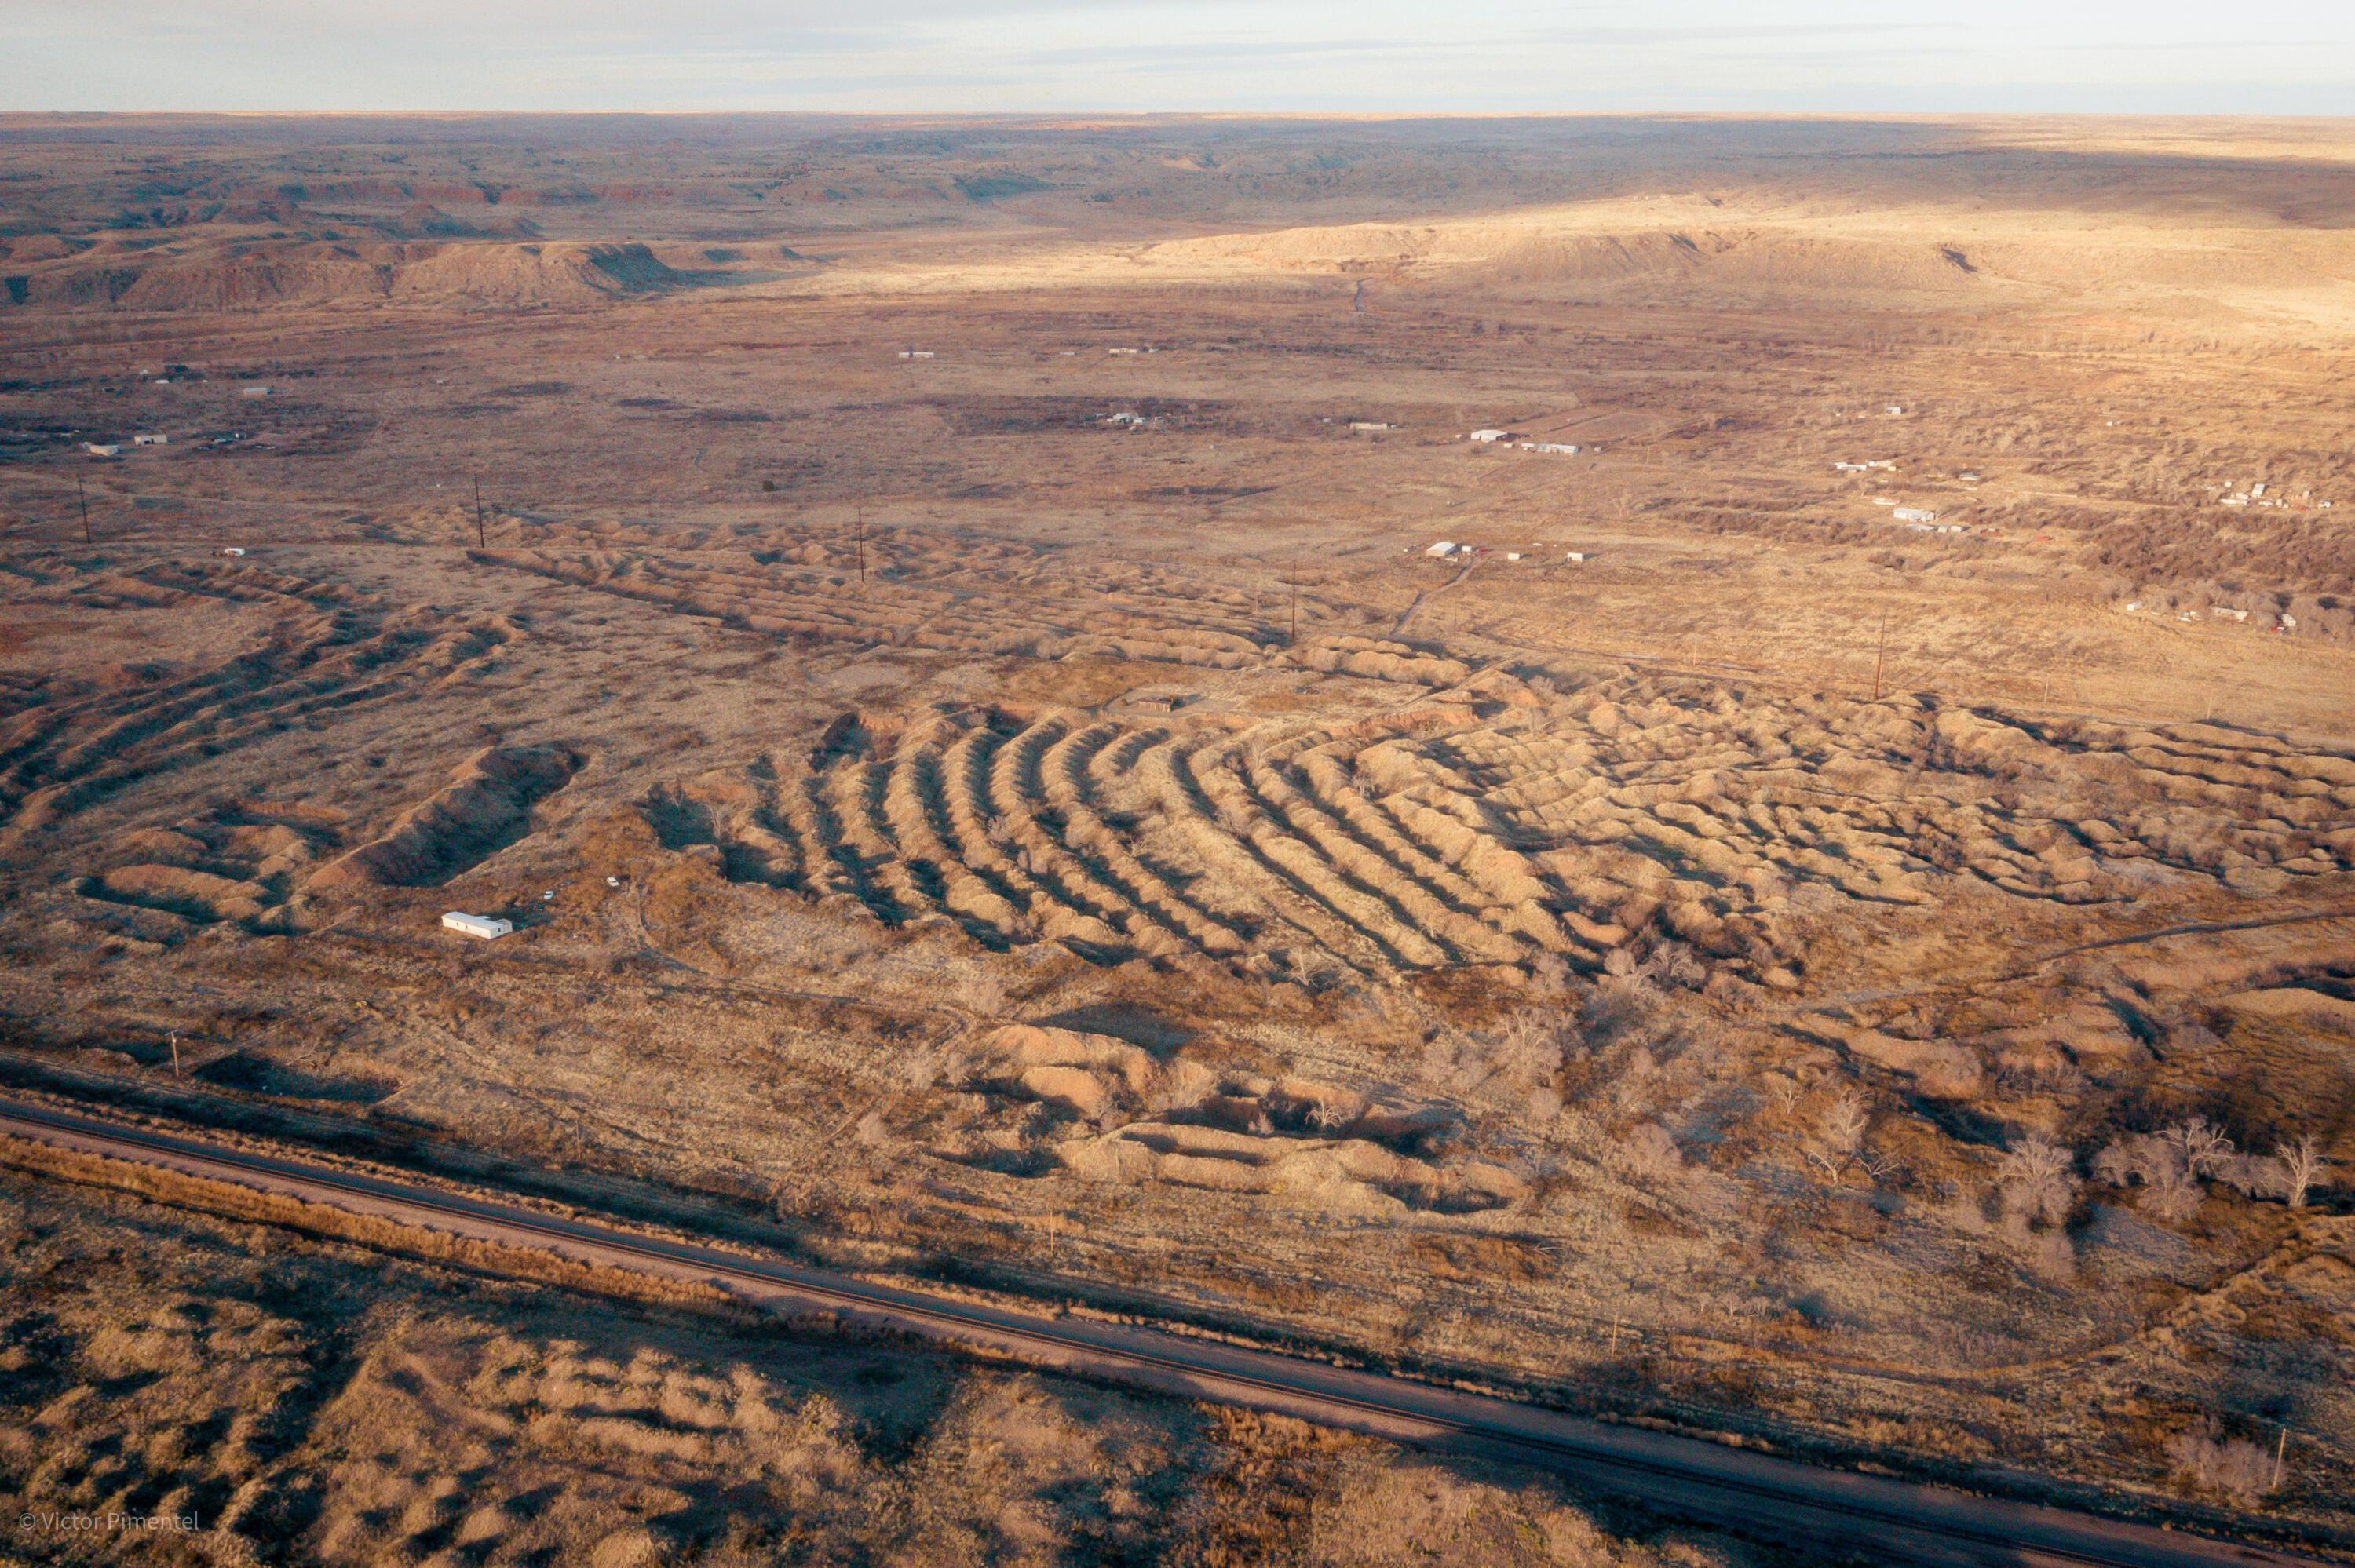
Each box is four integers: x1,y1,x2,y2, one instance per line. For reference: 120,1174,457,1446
1,113,2351,1553
0,1169,1768,1566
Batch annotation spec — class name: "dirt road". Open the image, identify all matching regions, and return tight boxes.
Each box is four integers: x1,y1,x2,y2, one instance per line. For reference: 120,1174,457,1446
0,1096,2326,1568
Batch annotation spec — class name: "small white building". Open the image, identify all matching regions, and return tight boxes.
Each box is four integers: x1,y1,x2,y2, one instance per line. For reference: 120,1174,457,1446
1893,506,1939,523
218,546,246,557
896,350,936,359
1524,442,1579,454
1469,429,1511,443
133,432,169,446
82,442,121,457
441,911,513,940
1349,421,1396,432
240,385,272,398
1885,404,1906,417
1426,541,1459,558
1565,551,1588,563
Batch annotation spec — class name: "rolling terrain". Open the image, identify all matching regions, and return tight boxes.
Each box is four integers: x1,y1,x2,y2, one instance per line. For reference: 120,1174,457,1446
1,112,2351,1563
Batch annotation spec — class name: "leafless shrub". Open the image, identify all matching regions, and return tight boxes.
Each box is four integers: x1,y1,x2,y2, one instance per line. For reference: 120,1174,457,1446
2213,1152,2286,1200
2091,1139,2141,1188
853,1110,892,1149
1917,1052,1985,1100
1644,941,1707,991
2164,1118,2234,1178
2141,1165,2204,1223
1996,1135,2080,1227
1307,1098,1354,1135
896,1045,951,1091
1148,1067,1209,1115
2164,1425,2275,1505
2278,1134,2331,1209
1528,952,1571,992
1524,1085,1564,1125
1616,1122,1683,1183
1808,1091,1873,1177
1576,974,1658,1050
1488,1008,1572,1091
1602,946,1638,979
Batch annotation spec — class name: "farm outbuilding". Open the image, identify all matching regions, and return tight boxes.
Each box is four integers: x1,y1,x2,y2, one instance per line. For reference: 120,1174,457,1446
1426,541,1459,558
82,442,120,457
133,433,169,446
441,912,513,940
1893,506,1939,523
1469,429,1510,443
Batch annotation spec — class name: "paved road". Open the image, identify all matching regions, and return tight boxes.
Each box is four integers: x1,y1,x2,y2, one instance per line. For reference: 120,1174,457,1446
0,1096,2329,1568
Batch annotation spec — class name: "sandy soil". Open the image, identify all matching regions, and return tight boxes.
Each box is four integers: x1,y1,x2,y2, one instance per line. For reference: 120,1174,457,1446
0,113,2350,1551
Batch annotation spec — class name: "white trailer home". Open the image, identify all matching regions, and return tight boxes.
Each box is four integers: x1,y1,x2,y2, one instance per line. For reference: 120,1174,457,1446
441,912,513,940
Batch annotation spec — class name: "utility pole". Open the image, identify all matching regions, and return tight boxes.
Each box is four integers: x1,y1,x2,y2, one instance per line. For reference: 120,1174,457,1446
473,475,486,549
2274,1425,2289,1493
77,476,91,545
168,1030,180,1078
1871,610,1891,701
856,503,866,590
1288,552,1299,647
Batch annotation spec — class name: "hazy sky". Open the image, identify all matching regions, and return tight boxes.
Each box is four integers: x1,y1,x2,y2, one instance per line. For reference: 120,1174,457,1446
3,0,2352,114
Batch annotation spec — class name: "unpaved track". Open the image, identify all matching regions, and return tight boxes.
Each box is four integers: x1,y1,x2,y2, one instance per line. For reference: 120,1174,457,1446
1394,556,1477,634
0,1096,2328,1568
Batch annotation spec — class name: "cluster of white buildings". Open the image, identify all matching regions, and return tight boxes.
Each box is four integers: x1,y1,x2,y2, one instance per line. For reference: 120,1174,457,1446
2218,483,2330,512
2123,600,2300,635
83,433,171,458
1426,540,1589,563
1466,429,1596,454
1833,459,1897,474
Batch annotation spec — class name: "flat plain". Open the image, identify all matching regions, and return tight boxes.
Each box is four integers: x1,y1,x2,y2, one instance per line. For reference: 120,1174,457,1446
1,112,2351,1563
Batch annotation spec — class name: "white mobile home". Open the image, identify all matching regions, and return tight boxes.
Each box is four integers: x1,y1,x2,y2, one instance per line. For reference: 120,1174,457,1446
441,911,513,940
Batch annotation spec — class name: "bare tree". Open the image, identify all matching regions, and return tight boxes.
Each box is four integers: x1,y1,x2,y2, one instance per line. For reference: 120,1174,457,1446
1809,1091,1871,1176
2165,1425,2275,1505
1997,1135,2079,1227
2165,1118,2234,1178
2278,1134,2331,1210
2143,1165,2204,1222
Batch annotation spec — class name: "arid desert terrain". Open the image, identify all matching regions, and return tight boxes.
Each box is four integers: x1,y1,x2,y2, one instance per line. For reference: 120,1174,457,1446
1,112,2352,1564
